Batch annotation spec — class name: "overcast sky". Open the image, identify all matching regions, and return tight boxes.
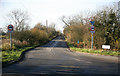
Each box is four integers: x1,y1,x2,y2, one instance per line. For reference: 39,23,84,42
0,0,119,32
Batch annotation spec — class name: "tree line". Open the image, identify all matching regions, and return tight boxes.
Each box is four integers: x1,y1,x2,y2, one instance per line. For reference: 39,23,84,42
62,5,120,50
3,10,59,50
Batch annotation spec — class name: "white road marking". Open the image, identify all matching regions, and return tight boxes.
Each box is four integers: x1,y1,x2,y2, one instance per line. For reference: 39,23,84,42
66,48,70,51
72,58,92,64
73,58,81,61
49,37,60,56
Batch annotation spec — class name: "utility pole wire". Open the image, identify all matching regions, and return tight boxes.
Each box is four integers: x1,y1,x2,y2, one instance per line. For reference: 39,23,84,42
17,0,36,18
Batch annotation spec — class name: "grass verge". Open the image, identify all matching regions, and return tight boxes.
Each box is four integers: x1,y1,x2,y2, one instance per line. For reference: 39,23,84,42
2,35,58,66
67,42,119,56
2,45,38,64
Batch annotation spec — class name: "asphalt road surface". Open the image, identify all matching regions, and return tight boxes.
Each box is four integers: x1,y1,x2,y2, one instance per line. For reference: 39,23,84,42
2,36,119,74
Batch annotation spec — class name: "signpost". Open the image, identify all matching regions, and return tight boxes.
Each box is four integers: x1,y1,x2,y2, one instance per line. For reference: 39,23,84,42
77,40,79,44
90,21,95,25
77,40,79,48
102,45,110,49
90,21,95,50
8,24,14,49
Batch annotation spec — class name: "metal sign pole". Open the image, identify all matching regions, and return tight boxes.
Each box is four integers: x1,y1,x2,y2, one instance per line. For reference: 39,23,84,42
10,32,12,49
91,33,93,50
90,20,95,50
8,24,13,49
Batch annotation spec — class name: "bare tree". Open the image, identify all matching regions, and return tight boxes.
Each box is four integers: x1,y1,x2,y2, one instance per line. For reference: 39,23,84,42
61,16,70,27
7,10,29,31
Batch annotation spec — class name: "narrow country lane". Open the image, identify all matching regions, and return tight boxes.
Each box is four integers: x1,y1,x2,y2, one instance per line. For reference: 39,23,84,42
2,36,119,74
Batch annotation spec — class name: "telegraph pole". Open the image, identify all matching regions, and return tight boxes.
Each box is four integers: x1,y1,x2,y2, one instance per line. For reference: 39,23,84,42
46,20,48,27
46,20,48,33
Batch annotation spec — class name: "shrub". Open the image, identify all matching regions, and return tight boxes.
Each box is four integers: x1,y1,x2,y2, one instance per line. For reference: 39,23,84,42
2,43,11,50
13,40,29,48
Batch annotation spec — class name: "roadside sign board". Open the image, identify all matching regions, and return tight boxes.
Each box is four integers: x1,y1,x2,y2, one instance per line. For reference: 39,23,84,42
90,21,95,25
77,40,79,44
102,45,110,49
90,31,95,33
8,24,14,32
91,26,94,31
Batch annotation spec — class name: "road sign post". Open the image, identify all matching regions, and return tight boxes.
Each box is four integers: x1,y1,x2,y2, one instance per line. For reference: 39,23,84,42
77,40,79,44
91,33,93,50
102,45,110,50
8,24,14,49
10,32,12,49
90,21,95,50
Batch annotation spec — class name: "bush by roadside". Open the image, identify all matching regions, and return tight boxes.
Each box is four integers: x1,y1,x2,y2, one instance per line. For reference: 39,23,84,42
2,25,59,65
2,35,58,66
1,9,60,66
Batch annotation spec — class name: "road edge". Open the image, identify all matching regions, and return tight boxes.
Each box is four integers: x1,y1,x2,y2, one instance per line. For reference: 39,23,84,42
2,36,58,68
64,37,119,62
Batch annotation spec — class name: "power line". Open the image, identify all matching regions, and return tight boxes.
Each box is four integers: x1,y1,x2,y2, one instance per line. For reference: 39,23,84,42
17,0,36,18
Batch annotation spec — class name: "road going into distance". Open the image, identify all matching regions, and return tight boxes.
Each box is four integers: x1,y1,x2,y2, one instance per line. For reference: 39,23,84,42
3,36,119,74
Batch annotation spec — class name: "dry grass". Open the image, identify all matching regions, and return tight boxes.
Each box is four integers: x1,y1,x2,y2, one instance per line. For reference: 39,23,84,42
2,39,29,50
